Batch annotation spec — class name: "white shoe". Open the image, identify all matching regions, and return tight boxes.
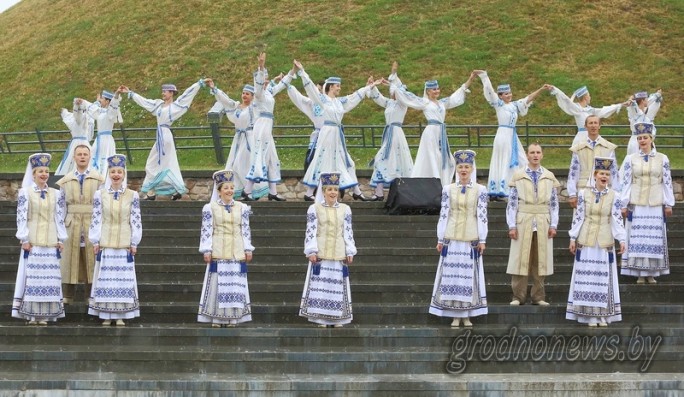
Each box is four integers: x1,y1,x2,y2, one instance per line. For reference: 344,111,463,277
647,277,657,284
211,323,221,328
333,324,343,328
27,320,37,326
102,320,112,326
462,318,473,327
598,318,608,327
37,321,48,326
534,300,550,306
318,324,327,328
115,319,125,327
450,318,461,328
510,299,521,306
588,323,598,327
636,277,646,284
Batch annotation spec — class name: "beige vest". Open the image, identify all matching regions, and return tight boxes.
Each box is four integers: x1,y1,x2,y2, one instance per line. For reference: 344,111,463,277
570,137,617,189
444,184,479,242
507,169,560,276
577,189,616,248
56,170,103,283
210,201,246,261
27,188,59,246
629,153,664,206
315,203,347,261
100,189,134,249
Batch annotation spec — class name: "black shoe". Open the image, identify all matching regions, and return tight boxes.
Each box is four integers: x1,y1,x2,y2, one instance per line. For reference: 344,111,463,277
144,195,156,201
242,194,254,202
369,195,384,202
352,193,371,201
268,194,286,202
304,194,315,202
171,193,182,201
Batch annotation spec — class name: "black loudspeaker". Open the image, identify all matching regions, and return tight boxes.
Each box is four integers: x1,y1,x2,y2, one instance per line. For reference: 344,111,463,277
385,177,442,215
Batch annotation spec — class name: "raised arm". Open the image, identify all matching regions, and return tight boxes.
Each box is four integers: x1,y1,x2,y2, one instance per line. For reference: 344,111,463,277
548,86,583,117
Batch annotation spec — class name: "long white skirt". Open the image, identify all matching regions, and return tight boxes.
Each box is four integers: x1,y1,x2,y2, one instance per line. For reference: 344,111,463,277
89,248,140,320
245,117,282,184
198,260,252,325
487,126,527,197
225,130,268,199
12,246,65,322
411,125,455,186
141,126,187,196
566,245,621,324
429,240,488,319
621,205,669,277
299,260,352,325
370,125,414,187
302,126,360,190
91,132,116,175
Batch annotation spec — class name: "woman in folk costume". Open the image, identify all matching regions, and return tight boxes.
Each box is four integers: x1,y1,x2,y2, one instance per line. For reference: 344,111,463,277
366,61,414,201
13,153,67,325
300,172,357,327
55,99,95,176
619,122,674,284
430,150,488,328
547,85,628,147
198,170,254,327
475,70,546,199
626,90,663,155
55,143,104,304
243,52,290,201
208,81,268,200
391,72,477,186
567,157,626,327
120,79,208,201
89,154,142,326
77,89,123,175
293,59,378,201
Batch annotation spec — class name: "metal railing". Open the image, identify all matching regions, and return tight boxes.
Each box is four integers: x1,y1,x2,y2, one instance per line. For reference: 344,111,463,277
0,122,682,165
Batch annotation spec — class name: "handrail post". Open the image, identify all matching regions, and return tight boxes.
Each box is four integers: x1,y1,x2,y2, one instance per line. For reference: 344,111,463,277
119,124,133,165
208,112,224,164
35,128,46,152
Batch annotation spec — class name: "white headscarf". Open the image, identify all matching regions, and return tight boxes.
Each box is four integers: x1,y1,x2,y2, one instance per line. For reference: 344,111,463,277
22,153,51,190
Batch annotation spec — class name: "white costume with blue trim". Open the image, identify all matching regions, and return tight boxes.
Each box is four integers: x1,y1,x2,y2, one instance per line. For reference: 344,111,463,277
626,92,662,155
55,101,94,176
82,96,121,175
479,72,531,197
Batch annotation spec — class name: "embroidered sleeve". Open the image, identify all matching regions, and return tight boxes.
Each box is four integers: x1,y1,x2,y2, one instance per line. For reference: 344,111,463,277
610,151,621,192
506,186,519,229
287,85,315,121
242,204,255,252
442,84,468,110
662,155,675,207
594,103,622,119
567,152,580,197
15,188,29,243
340,86,370,113
550,87,582,117
129,92,163,114
392,85,428,110
368,86,389,108
55,189,68,242
89,190,103,244
619,157,632,208
549,188,559,229
303,205,318,256
343,205,357,256
436,186,450,243
479,72,502,108
170,81,203,119
611,194,627,243
199,204,213,254
213,88,239,111
568,190,585,240
130,192,142,247
477,186,489,243
646,93,662,120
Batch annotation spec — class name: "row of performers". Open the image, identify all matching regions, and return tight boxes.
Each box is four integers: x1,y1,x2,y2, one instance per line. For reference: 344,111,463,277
54,55,663,202
12,120,672,327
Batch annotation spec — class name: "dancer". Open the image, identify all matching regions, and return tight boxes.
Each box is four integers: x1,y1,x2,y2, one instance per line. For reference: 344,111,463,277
89,154,142,326
366,61,414,201
294,60,377,201
567,157,626,327
430,150,488,327
55,99,94,176
506,143,560,306
243,52,289,201
476,70,546,199
619,122,673,284
547,84,627,147
390,72,477,186
198,170,254,327
567,115,619,208
120,79,208,200
13,153,67,325
626,90,663,155
55,144,103,304
300,172,356,327
77,89,123,175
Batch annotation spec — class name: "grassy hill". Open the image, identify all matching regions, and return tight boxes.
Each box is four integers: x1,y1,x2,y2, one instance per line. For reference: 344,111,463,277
0,0,682,171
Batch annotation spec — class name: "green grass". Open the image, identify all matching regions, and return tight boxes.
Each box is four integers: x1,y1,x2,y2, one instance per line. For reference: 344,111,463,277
0,0,681,171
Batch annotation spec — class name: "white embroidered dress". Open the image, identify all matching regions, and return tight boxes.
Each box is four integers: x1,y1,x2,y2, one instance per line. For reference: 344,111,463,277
13,185,67,322
88,188,142,320
566,188,626,325
430,182,488,319
83,97,121,175
285,80,325,171
128,81,204,195
626,92,663,155
55,101,94,176
479,72,531,197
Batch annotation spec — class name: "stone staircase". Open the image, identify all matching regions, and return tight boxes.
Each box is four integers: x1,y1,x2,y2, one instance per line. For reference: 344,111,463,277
0,199,681,396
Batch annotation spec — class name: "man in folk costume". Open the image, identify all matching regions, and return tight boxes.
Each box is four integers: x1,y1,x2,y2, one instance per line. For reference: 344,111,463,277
567,115,619,209
506,143,560,306
55,144,103,304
